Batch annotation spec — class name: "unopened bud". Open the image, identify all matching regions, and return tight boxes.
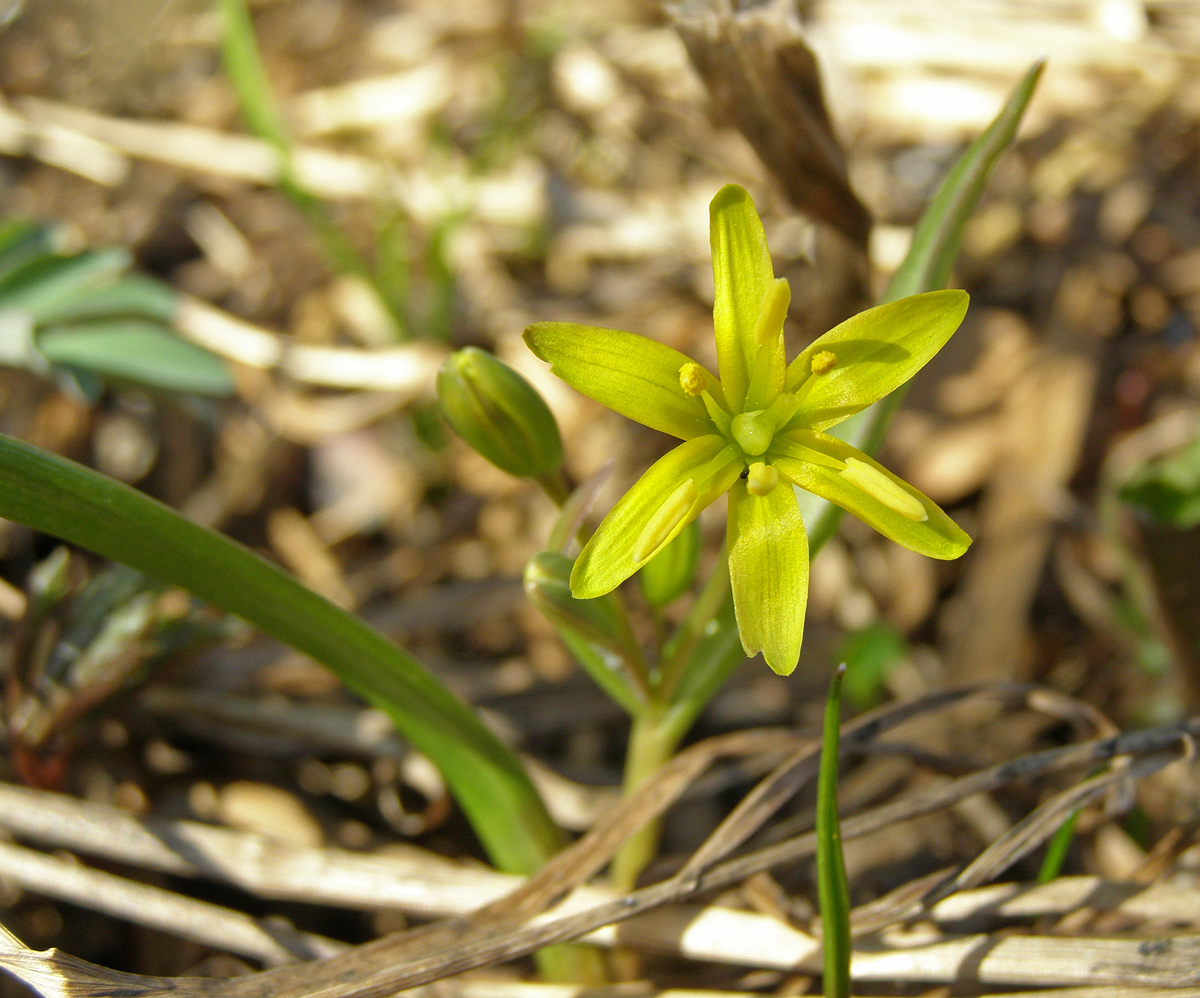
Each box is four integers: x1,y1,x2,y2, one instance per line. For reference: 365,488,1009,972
437,347,563,478
638,519,700,608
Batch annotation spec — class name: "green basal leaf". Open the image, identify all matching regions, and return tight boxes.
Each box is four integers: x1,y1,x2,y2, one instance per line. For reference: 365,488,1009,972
784,290,968,430
0,432,564,878
0,221,59,283
35,274,180,326
727,479,808,676
798,62,1042,557
773,431,969,560
886,61,1044,302
572,435,739,599
816,664,852,998
1118,432,1200,527
37,322,235,397
638,519,700,608
524,321,716,441
0,250,131,322
837,622,907,712
710,184,774,411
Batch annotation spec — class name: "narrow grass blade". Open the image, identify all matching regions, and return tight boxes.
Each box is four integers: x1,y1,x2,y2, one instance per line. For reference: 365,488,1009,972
216,0,403,334
799,61,1043,555
215,0,288,149
0,433,563,878
1037,808,1079,883
817,663,851,998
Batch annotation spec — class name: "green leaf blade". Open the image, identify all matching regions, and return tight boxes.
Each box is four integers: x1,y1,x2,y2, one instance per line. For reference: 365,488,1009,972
525,321,716,441
800,62,1042,557
885,61,1044,303
37,322,235,397
0,249,132,322
0,433,564,878
726,479,808,676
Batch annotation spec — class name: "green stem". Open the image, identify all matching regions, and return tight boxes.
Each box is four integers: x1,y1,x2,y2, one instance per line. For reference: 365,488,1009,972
658,544,731,701
610,706,681,891
817,664,852,998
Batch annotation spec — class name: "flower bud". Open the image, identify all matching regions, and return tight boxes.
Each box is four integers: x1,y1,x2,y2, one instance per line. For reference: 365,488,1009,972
437,347,563,479
638,518,700,608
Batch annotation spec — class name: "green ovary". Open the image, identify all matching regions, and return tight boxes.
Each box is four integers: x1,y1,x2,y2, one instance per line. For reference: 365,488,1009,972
730,411,773,455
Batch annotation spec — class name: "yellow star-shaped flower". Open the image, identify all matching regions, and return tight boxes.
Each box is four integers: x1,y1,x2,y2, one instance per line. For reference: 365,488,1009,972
525,185,971,675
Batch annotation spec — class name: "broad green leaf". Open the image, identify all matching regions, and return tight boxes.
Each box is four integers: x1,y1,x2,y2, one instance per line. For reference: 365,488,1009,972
773,430,970,560
525,321,717,440
1119,432,1200,527
727,479,808,676
37,322,235,397
0,432,564,878
783,290,968,429
36,274,179,325
0,249,131,322
0,221,58,283
816,664,851,998
573,435,740,598
799,62,1042,557
837,621,907,711
710,184,774,411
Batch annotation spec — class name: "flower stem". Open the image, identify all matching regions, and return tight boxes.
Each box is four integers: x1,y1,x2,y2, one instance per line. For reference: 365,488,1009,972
610,706,679,891
658,542,731,701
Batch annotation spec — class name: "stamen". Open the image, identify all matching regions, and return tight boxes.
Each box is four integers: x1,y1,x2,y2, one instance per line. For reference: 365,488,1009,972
763,391,801,430
679,362,707,396
810,350,837,374
839,457,927,521
746,462,778,496
753,278,791,348
633,478,697,564
731,410,773,456
700,390,731,435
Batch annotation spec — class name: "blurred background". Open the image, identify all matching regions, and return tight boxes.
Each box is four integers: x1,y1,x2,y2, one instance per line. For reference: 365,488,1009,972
0,0,1199,981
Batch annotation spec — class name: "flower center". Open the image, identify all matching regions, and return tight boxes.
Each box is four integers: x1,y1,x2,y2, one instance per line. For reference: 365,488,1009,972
730,410,772,455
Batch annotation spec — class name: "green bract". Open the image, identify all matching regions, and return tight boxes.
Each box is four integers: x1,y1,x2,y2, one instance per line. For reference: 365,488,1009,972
525,185,971,676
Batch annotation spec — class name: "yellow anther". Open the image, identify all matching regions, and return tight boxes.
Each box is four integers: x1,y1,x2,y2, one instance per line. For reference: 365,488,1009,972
746,462,778,496
753,278,791,347
810,350,837,375
839,457,927,521
679,362,707,397
633,478,697,564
